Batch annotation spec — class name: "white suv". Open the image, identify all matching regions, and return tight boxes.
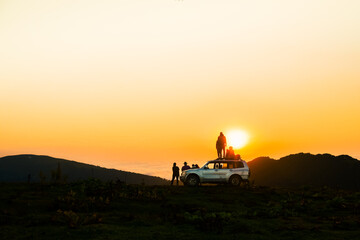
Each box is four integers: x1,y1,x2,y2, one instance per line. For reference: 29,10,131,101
180,159,250,186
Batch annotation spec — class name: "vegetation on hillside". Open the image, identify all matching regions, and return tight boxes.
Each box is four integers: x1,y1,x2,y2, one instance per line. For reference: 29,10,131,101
0,181,359,240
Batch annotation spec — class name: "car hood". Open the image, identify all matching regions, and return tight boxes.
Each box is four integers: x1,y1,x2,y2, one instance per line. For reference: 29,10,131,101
184,168,201,173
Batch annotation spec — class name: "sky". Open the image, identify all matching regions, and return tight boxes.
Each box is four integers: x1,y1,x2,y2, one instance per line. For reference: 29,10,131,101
1,0,360,179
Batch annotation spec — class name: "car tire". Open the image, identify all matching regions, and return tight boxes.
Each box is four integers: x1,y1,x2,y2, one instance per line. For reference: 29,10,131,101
186,175,199,187
229,175,241,186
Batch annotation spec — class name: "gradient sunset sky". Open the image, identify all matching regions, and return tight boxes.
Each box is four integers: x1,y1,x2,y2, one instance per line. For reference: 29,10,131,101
1,0,359,179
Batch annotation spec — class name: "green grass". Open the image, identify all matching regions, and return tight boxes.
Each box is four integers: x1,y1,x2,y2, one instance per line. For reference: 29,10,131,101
0,181,359,239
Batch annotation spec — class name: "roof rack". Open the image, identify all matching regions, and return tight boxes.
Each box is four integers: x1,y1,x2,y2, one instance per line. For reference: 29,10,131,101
214,157,242,161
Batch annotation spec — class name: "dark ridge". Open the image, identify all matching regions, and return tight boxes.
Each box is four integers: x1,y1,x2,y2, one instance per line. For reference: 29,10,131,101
247,153,360,190
0,154,169,185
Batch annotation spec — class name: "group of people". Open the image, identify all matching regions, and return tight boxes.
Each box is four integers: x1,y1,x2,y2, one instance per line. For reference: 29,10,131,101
170,161,198,185
216,132,241,160
171,132,240,185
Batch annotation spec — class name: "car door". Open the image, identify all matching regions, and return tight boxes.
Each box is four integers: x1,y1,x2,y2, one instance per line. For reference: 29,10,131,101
217,162,229,182
202,163,220,182
230,161,245,177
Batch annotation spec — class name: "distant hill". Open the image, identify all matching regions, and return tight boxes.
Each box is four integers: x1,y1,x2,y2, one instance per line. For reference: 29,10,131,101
0,154,169,185
247,153,360,190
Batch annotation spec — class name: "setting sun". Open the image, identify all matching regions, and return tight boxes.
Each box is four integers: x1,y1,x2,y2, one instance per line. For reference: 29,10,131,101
226,130,250,149
1,0,360,179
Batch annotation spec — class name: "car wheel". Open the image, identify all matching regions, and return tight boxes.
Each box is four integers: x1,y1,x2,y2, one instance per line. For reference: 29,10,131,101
229,175,241,186
186,175,199,187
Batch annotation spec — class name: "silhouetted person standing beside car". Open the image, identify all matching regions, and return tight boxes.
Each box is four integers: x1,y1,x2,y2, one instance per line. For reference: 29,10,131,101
182,162,191,172
216,132,227,158
171,163,180,186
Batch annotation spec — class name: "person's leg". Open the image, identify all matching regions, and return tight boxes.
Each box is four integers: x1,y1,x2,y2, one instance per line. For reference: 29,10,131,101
176,176,179,185
171,175,175,185
222,147,226,158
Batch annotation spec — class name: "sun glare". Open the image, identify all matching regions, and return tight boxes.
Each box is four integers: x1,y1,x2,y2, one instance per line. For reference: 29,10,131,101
226,130,249,149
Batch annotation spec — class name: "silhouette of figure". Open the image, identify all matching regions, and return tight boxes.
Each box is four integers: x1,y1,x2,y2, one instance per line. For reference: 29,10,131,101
182,162,191,172
216,139,222,158
226,146,235,159
216,132,227,158
171,163,180,186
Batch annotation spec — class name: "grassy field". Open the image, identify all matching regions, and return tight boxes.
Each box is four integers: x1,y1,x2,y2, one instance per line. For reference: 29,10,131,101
0,180,359,240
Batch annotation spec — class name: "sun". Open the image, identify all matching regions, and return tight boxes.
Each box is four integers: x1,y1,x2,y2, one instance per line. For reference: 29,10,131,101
226,129,249,149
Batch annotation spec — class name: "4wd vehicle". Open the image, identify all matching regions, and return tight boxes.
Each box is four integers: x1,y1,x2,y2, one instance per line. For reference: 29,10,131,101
180,159,250,186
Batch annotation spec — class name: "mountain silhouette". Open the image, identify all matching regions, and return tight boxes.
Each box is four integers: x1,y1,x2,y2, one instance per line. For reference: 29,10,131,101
247,153,360,190
0,154,169,185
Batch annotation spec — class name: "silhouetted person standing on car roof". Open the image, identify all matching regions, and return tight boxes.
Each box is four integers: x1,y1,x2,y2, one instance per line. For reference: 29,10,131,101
216,139,222,158
216,132,227,158
171,162,180,186
226,146,235,159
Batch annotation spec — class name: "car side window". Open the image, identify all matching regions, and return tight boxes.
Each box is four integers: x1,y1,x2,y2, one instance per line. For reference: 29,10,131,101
207,163,215,169
234,162,244,168
220,163,228,169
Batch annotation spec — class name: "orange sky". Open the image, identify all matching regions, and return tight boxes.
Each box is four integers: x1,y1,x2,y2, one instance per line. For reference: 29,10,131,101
1,0,360,179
